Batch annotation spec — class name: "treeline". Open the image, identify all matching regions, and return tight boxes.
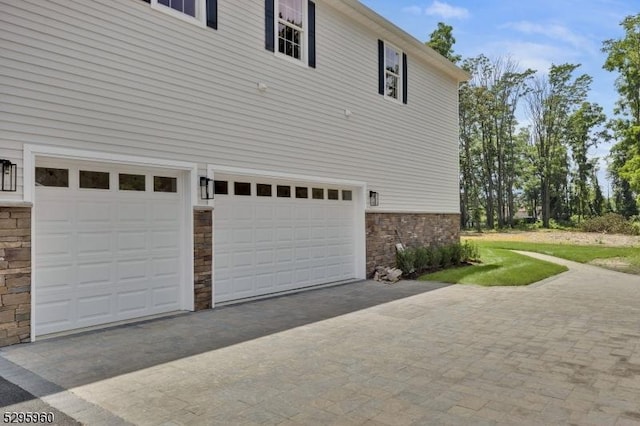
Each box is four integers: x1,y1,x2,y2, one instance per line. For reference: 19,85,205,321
427,17,640,229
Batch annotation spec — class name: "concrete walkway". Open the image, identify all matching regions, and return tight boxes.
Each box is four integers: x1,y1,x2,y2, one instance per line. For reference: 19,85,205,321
1,257,640,425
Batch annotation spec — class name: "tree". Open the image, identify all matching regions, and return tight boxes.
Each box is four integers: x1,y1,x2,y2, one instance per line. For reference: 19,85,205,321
602,14,640,207
459,55,533,228
525,64,592,227
427,22,461,63
565,102,606,221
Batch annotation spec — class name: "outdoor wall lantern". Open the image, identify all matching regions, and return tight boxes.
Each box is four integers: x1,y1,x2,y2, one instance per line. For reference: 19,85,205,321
369,191,379,207
200,176,214,200
0,159,17,192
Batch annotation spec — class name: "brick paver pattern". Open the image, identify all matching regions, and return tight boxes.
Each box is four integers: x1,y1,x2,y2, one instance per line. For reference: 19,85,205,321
1,252,639,425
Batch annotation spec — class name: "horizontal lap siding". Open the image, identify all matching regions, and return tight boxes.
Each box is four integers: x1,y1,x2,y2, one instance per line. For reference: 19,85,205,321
0,0,460,212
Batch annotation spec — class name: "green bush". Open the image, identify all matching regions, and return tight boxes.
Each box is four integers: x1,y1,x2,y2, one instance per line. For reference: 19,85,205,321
395,249,416,275
414,247,431,272
449,243,463,265
461,240,480,261
580,213,639,235
393,241,480,278
439,246,453,268
429,247,442,270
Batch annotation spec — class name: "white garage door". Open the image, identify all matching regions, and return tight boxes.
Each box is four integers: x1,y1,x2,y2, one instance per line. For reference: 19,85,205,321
34,160,186,336
214,175,358,303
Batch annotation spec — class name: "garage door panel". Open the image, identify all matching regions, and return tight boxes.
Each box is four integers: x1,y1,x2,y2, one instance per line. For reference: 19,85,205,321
153,203,181,223
35,299,73,333
276,228,294,241
36,233,72,257
117,289,148,314
255,228,274,243
117,202,147,223
152,286,180,308
151,231,180,250
36,200,73,225
276,271,293,287
117,259,148,282
77,294,112,322
152,257,180,277
77,232,112,254
233,228,254,244
77,263,112,287
77,201,112,224
275,206,293,220
36,265,74,292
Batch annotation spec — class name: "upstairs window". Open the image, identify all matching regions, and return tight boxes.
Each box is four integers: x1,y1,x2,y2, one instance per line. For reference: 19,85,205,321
158,0,197,17
384,44,401,100
278,0,305,60
378,40,408,104
150,0,217,29
266,0,316,67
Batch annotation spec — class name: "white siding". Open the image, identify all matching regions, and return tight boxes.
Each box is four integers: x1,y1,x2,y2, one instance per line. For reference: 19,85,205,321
0,0,460,212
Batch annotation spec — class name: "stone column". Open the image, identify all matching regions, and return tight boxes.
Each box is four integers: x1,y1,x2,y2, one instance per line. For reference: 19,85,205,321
0,205,32,347
193,207,213,311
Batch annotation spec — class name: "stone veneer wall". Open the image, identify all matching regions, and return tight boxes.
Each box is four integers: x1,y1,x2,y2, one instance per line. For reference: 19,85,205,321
0,206,32,347
193,208,213,311
366,212,460,276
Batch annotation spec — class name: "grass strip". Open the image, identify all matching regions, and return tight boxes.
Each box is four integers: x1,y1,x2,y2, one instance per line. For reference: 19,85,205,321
419,246,568,286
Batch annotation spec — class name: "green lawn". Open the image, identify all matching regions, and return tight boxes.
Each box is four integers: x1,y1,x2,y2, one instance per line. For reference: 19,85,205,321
419,245,568,286
473,240,640,272
419,240,640,286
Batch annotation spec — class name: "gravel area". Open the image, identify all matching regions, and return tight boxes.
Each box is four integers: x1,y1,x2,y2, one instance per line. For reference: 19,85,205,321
463,230,640,247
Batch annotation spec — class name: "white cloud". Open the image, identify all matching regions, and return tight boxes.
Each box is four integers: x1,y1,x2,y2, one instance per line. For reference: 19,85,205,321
501,21,596,54
424,1,470,20
481,41,579,74
401,6,423,16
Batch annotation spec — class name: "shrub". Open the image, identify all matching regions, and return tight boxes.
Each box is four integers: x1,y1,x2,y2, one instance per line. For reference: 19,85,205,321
414,247,431,272
449,243,463,265
580,213,639,235
429,247,442,270
461,240,480,262
395,248,416,275
439,246,453,269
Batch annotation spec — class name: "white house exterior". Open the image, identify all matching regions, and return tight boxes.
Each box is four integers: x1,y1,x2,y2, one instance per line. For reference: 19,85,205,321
0,0,468,345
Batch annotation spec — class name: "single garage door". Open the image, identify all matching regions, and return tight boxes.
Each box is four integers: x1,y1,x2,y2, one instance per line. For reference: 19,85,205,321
34,160,186,336
214,175,358,303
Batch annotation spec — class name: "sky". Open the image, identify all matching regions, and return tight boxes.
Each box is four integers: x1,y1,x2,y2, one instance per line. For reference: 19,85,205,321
360,0,639,192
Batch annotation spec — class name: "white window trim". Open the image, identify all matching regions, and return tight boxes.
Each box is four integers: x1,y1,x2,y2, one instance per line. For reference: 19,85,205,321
274,0,308,66
150,0,207,27
383,41,403,103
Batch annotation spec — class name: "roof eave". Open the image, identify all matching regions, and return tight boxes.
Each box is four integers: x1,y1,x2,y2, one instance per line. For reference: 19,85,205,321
324,0,470,82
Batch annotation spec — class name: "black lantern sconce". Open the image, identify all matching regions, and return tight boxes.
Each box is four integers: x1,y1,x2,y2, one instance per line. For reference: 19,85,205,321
1,159,17,192
200,176,214,200
369,191,379,207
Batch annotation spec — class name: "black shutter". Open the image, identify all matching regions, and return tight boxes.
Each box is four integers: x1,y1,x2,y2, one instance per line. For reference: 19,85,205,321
402,53,408,104
378,40,384,95
206,0,217,30
308,1,316,68
141,0,150,3
265,0,275,52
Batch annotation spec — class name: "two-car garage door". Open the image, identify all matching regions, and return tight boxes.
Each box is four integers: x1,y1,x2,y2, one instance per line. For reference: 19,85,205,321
214,175,358,303
34,160,186,336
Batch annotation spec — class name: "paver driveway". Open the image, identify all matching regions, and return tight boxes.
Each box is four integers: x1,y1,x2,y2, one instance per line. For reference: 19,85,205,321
1,253,640,425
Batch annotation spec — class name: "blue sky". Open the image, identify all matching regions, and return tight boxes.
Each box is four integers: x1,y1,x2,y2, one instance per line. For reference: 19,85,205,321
360,0,639,190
